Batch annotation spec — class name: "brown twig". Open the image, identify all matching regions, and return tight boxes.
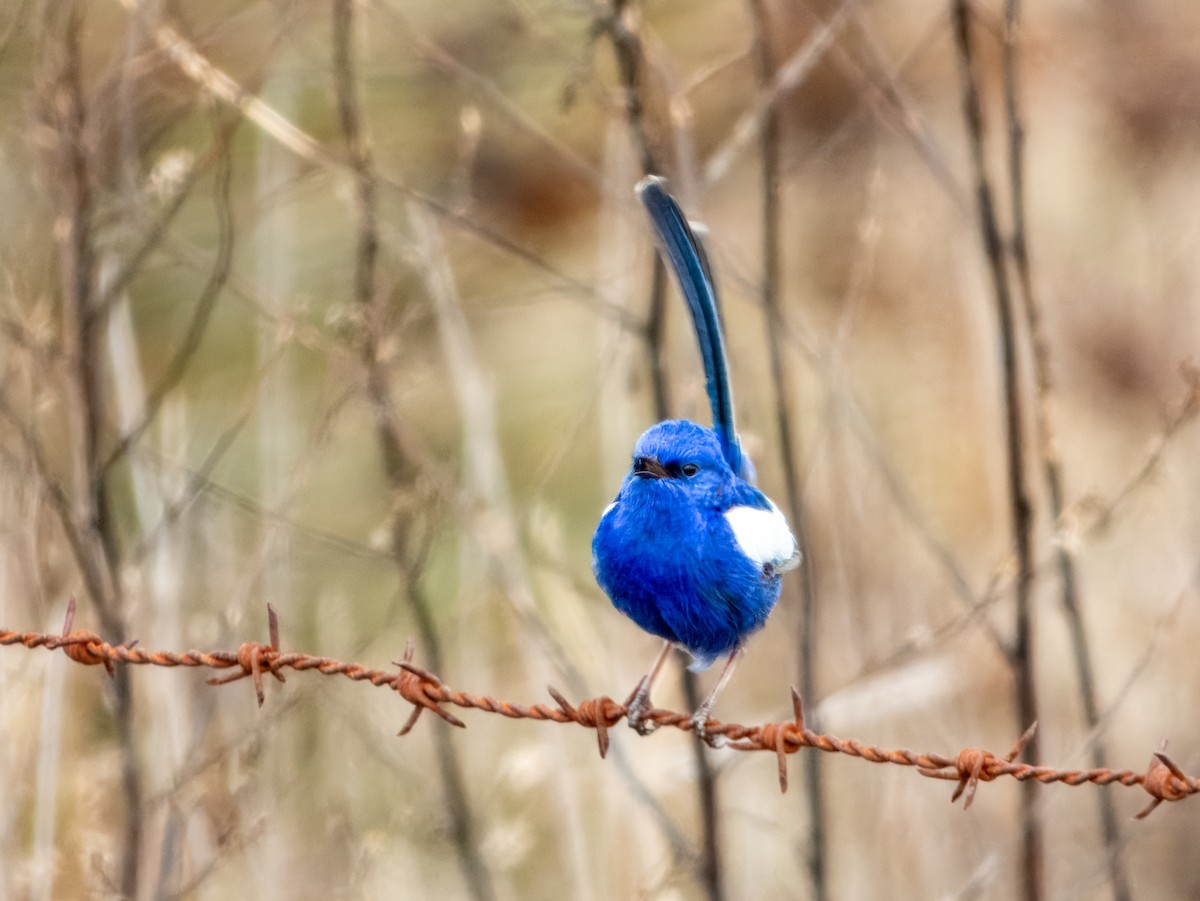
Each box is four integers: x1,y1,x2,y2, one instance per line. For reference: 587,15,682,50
744,2,826,898
1081,368,1200,536
90,113,240,332
101,106,238,475
40,3,143,895
392,16,604,196
999,5,1130,899
705,0,856,187
603,0,672,419
331,3,495,900
111,0,638,332
950,3,1042,898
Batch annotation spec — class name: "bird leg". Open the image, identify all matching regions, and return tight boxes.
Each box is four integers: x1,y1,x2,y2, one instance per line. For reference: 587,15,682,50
692,646,742,747
625,639,673,735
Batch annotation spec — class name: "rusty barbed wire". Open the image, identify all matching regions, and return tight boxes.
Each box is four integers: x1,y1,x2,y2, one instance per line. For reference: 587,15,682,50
2,601,1196,817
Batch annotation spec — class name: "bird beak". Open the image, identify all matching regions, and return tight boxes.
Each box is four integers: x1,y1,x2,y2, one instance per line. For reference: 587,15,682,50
633,455,670,479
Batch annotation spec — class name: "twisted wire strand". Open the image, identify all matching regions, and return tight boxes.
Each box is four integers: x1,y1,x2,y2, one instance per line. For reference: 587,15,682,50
1,608,1194,815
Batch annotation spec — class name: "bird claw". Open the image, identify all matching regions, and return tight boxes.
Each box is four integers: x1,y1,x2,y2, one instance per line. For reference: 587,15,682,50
629,711,658,736
692,708,726,748
625,685,659,735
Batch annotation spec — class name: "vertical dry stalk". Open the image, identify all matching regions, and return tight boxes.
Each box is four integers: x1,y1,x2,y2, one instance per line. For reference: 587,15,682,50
606,0,671,420
603,4,724,898
45,4,105,600
950,3,1041,899
999,4,1130,899
41,3,143,895
745,2,826,899
331,3,495,899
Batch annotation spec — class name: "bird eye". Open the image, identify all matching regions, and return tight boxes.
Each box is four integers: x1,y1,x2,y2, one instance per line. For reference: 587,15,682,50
681,463,700,477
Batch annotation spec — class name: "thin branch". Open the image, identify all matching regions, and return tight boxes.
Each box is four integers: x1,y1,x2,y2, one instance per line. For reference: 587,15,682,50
101,107,238,475
394,18,604,195
0,306,61,365
745,1,826,899
775,309,1010,652
951,4,1041,900
111,0,640,332
604,0,672,417
0,392,110,610
705,0,856,187
1081,369,1200,537
331,3,495,899
45,1,102,562
999,4,1130,899
842,9,966,209
90,113,241,331
41,4,143,895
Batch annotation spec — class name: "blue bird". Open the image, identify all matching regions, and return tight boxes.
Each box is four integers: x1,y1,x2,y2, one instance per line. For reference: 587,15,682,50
592,176,800,742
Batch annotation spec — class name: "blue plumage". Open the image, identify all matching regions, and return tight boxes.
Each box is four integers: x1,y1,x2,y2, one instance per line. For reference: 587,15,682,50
592,420,780,671
592,178,799,739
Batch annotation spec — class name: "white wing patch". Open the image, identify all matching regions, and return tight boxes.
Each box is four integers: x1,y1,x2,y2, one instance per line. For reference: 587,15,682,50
724,502,800,572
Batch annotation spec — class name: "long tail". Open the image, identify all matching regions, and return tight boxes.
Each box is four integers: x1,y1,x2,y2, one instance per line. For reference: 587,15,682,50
636,175,746,478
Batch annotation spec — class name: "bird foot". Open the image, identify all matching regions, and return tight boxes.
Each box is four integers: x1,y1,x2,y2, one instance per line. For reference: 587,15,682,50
624,681,659,735
691,708,727,748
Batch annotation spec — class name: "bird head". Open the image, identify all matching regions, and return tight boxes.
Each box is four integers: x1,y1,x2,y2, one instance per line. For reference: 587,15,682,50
624,420,735,499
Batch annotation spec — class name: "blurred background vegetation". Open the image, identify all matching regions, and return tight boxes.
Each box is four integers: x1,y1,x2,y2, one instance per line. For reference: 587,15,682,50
2,0,1200,898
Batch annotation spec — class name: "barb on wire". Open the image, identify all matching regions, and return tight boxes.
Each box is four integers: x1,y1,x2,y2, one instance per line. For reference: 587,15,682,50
3,605,1197,815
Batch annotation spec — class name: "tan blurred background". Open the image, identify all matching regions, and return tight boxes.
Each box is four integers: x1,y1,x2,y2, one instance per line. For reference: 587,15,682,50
1,0,1199,898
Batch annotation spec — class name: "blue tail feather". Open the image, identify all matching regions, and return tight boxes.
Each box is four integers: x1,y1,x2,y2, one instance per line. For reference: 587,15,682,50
636,176,745,478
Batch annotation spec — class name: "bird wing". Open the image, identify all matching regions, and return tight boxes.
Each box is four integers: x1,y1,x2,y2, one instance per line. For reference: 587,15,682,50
723,500,801,575
636,176,745,480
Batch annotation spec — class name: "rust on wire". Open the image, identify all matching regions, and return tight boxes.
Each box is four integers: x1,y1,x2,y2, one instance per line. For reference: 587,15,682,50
395,639,466,734
919,721,1039,809
208,604,285,705
58,596,116,675
3,604,1198,814
1136,747,1198,819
